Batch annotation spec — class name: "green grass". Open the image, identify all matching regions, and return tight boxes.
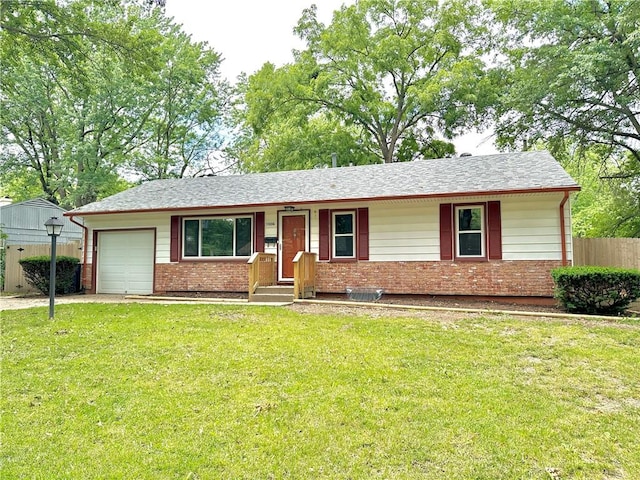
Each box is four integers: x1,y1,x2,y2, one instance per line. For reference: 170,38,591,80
2,303,639,479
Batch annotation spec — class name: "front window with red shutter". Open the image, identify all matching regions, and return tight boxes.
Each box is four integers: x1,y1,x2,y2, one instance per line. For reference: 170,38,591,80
332,211,356,258
455,205,485,258
319,207,369,261
441,201,502,262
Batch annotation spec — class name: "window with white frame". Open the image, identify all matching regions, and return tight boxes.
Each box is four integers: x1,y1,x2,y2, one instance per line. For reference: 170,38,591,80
455,205,485,257
333,211,355,258
183,217,252,258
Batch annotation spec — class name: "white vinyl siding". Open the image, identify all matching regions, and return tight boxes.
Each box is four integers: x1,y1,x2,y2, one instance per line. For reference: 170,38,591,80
368,203,440,261
82,192,572,267
84,208,259,264
367,195,568,262
85,213,168,264
501,195,570,261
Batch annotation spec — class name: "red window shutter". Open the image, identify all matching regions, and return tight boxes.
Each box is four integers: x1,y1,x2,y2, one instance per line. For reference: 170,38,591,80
487,201,502,260
170,216,181,262
439,203,453,260
254,212,265,252
357,207,369,260
319,209,330,260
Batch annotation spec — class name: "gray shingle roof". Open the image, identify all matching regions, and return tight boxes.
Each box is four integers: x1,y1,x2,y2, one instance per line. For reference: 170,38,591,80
69,151,579,215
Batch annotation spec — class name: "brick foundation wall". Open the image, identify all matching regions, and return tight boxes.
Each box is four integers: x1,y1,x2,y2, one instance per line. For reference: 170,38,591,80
315,260,563,297
82,264,93,292
155,261,249,293
86,259,561,297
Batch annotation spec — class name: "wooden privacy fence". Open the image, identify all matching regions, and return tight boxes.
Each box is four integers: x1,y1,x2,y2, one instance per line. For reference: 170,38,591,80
572,238,640,270
2,241,83,293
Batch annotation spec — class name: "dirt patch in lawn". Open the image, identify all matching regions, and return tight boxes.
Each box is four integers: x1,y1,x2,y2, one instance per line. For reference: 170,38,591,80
317,293,563,312
290,293,640,322
163,291,563,313
288,293,564,322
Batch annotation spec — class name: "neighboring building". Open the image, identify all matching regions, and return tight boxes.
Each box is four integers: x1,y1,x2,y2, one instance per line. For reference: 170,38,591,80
1,198,84,293
66,151,580,299
0,198,83,245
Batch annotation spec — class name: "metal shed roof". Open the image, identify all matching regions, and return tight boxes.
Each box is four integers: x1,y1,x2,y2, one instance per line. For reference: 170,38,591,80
0,198,84,245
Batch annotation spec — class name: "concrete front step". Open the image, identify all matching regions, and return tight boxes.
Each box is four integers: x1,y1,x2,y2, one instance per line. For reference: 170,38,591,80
255,286,294,295
250,285,294,303
250,293,294,303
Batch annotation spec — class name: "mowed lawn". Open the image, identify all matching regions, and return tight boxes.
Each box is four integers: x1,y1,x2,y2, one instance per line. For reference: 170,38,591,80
2,303,639,479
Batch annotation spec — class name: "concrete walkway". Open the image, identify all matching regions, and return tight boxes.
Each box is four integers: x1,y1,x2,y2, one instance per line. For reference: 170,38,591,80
0,293,256,312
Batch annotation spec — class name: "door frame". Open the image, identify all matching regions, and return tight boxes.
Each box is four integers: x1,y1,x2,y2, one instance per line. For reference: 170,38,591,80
277,210,310,282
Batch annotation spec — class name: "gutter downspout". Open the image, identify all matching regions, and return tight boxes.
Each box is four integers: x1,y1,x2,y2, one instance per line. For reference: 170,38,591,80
559,191,570,266
68,214,89,291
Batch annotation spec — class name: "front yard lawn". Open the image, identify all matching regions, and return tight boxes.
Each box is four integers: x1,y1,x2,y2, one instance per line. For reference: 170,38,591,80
2,303,639,479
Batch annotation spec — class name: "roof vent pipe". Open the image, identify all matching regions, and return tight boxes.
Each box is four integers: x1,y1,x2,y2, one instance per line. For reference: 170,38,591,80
331,152,337,168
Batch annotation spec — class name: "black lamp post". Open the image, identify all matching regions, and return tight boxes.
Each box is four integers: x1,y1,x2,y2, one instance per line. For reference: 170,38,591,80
44,216,64,319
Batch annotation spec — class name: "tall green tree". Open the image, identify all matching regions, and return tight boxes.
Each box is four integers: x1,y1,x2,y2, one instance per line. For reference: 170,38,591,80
1,1,144,206
488,0,639,237
0,52,140,206
125,21,229,181
0,0,158,82
555,144,640,237
1,0,153,206
488,0,639,164
230,64,374,173
293,0,494,163
1,0,228,207
232,0,495,170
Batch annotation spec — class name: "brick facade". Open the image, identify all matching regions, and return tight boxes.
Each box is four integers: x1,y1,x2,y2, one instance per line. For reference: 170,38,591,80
85,259,561,297
315,260,562,297
155,261,249,293
83,264,93,292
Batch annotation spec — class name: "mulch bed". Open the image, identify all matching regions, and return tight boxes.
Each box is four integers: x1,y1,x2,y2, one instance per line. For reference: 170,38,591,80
156,291,639,318
315,293,567,313
162,291,564,314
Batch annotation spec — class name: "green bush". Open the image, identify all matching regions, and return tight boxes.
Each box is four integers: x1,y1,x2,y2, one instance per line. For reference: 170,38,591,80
19,255,80,295
551,266,640,315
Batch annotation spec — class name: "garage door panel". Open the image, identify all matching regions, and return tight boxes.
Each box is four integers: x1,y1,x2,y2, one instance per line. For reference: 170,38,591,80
97,230,154,294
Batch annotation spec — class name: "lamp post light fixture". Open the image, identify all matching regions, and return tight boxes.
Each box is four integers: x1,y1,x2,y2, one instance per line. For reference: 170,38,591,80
44,216,64,319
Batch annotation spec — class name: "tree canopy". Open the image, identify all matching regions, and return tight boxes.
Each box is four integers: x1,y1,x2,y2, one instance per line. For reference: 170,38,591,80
488,0,639,162
0,0,228,208
486,0,639,236
231,0,495,171
1,0,638,236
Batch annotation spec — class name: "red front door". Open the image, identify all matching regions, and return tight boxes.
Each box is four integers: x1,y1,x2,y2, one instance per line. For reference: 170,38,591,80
281,215,306,279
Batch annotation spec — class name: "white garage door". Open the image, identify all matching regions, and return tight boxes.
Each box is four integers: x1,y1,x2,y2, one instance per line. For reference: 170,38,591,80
97,230,154,294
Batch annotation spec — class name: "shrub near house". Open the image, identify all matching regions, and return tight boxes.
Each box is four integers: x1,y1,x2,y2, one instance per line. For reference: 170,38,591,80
19,256,80,295
552,266,640,315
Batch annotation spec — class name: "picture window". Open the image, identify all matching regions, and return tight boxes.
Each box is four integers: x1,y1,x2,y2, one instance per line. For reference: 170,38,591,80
183,217,252,258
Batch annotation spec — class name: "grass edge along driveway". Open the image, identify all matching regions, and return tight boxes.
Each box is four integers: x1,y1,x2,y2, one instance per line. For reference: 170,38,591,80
2,302,639,479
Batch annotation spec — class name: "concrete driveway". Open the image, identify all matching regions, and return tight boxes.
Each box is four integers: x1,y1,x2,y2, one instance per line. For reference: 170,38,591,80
0,294,249,312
